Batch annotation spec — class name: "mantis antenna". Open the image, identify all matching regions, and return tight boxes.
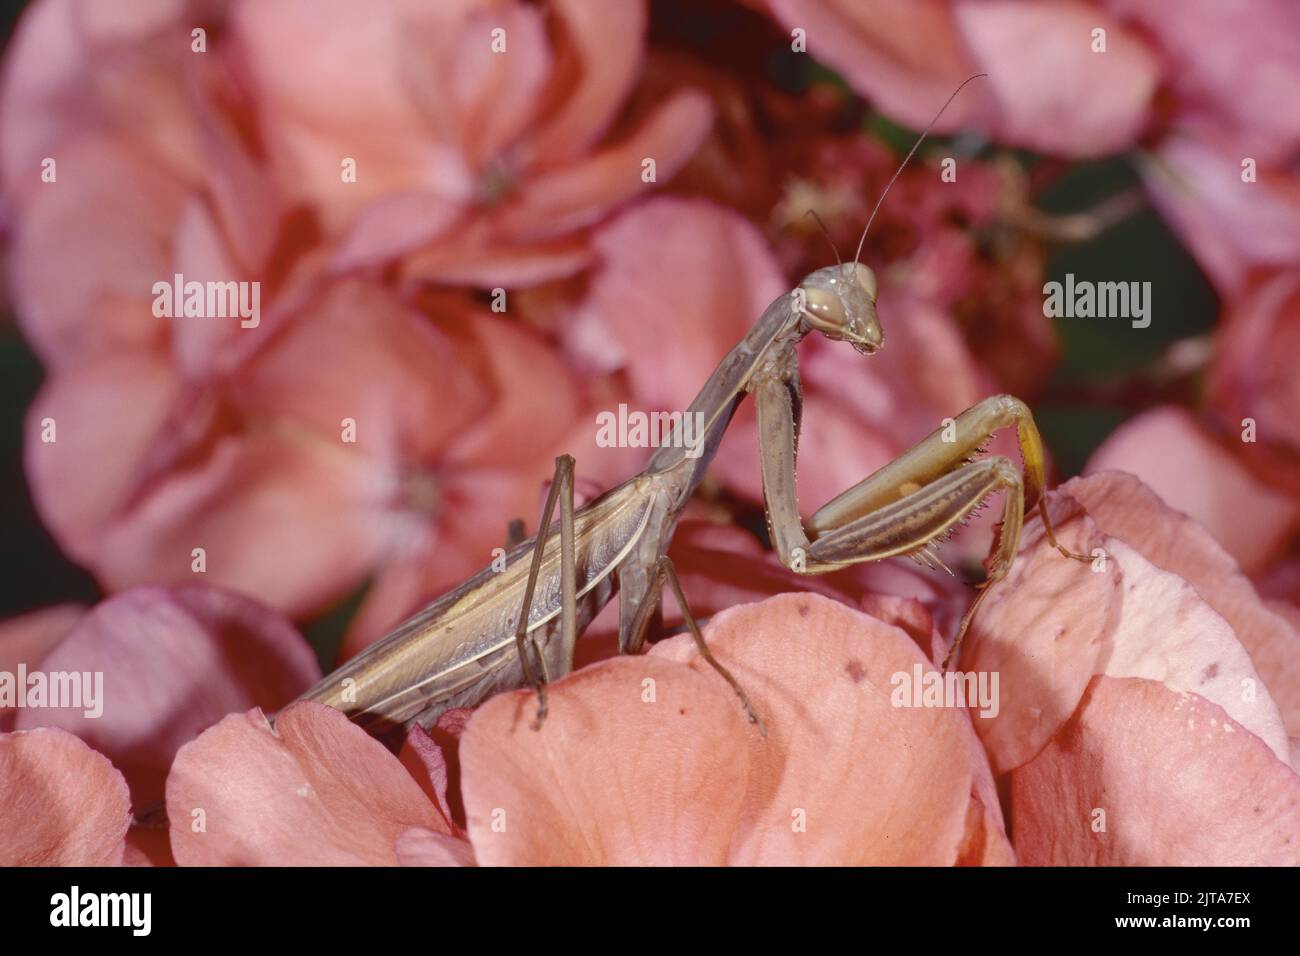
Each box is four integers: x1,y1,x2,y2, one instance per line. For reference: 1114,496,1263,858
853,72,988,267
803,208,842,266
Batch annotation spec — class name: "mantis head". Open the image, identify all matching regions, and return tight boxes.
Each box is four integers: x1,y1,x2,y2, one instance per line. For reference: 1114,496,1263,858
798,263,883,355
794,72,986,358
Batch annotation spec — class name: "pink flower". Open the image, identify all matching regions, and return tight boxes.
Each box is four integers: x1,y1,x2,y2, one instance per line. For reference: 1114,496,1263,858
1,0,709,631
757,1,1300,296
1106,0,1300,293
1140,137,1300,296
0,0,292,370
168,594,1007,866
1101,0,1300,165
154,472,1300,866
760,0,1160,157
1086,406,1300,573
0,728,131,866
0,585,321,865
166,702,466,866
233,0,713,284
1207,270,1300,488
961,471,1300,863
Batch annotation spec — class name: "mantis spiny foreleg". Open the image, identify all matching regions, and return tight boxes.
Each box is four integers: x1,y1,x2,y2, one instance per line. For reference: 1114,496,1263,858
753,383,1090,668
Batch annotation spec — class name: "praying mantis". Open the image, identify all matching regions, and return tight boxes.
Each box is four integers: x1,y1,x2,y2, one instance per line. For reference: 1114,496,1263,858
292,75,1088,741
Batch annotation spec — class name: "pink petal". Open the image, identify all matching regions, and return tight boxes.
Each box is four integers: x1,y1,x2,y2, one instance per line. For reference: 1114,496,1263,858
235,281,489,464
0,727,130,866
763,0,982,135
0,604,84,724
0,0,197,206
232,0,456,136
330,192,464,271
0,0,97,190
400,231,593,288
13,586,320,809
395,827,476,867
570,197,787,413
956,725,1016,866
24,351,182,564
951,0,1158,157
440,4,551,170
231,0,475,229
651,593,980,865
166,702,443,866
501,91,714,240
1141,136,1300,295
1208,270,1300,463
1261,600,1300,740
1064,470,1300,739
526,0,647,163
94,432,389,618
963,473,1291,774
459,656,751,865
1085,406,1299,572
189,77,286,272
1012,676,1300,865
441,313,583,469
398,725,458,833
766,0,1157,157
166,197,254,379
8,134,184,364
1104,0,1300,164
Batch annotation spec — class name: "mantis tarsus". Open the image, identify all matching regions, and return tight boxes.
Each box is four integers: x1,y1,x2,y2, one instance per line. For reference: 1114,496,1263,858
293,75,1088,741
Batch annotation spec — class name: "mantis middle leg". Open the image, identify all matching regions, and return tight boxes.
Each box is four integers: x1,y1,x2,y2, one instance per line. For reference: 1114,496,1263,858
618,554,765,733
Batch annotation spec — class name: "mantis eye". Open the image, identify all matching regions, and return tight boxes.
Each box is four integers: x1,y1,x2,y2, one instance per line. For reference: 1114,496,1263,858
848,262,877,300
802,287,846,330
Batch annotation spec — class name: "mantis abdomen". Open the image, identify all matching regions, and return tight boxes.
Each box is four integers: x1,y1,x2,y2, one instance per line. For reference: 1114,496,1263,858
293,476,657,738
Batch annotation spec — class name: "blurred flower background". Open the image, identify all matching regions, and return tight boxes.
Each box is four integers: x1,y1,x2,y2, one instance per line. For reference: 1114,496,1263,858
0,0,1298,866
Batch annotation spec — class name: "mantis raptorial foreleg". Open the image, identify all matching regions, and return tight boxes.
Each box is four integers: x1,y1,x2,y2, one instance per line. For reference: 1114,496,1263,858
514,454,579,728
754,383,1090,668
806,394,1085,562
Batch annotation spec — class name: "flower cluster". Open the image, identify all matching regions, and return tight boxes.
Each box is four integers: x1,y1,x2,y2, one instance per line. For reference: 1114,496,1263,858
0,0,1297,866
